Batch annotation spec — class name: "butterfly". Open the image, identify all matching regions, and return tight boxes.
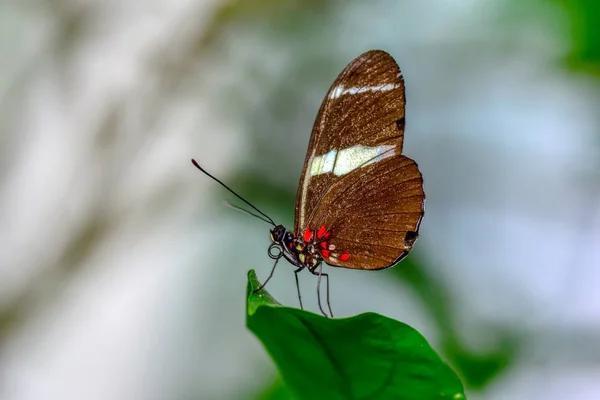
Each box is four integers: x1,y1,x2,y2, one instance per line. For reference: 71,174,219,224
193,50,425,317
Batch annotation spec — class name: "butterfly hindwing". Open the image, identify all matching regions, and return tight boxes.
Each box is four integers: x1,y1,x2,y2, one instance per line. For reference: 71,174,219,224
306,155,423,269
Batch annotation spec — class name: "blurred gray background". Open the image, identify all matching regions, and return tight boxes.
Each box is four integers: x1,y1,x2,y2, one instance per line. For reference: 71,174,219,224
1,0,599,399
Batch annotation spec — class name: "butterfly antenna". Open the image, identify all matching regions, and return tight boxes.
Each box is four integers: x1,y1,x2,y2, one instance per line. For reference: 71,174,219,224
191,159,276,226
224,201,274,225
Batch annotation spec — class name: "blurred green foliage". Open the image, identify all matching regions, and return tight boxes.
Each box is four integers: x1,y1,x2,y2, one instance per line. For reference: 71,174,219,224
553,0,600,72
247,270,465,400
255,378,295,400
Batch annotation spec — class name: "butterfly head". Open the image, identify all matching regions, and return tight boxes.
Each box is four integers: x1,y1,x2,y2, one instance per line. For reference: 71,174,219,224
269,225,288,244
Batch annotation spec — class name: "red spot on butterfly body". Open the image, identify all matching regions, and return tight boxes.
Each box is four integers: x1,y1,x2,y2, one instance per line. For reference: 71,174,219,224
317,225,327,239
340,253,350,261
289,242,293,249
303,228,313,242
320,242,328,249
324,231,331,239
321,249,330,257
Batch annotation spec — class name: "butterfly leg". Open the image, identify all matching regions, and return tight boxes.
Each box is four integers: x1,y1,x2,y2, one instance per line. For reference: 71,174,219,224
252,256,280,293
293,267,304,309
320,271,334,318
309,263,334,318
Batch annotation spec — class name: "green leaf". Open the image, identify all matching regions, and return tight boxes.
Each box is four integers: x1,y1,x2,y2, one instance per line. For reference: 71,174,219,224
246,270,466,400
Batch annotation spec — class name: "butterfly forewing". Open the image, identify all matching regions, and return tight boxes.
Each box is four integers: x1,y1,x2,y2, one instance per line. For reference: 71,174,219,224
294,50,424,270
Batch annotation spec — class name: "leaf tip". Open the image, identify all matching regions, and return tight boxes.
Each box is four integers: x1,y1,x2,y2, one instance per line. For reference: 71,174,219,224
247,269,260,293
246,270,280,315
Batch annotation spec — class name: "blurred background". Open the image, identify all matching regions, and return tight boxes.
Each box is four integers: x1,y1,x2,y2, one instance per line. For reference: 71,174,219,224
1,0,599,399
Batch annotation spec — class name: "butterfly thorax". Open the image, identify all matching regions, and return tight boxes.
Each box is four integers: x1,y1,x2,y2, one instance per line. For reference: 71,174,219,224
270,225,321,269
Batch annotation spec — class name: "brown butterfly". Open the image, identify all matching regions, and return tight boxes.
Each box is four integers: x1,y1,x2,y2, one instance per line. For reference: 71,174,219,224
193,50,424,317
